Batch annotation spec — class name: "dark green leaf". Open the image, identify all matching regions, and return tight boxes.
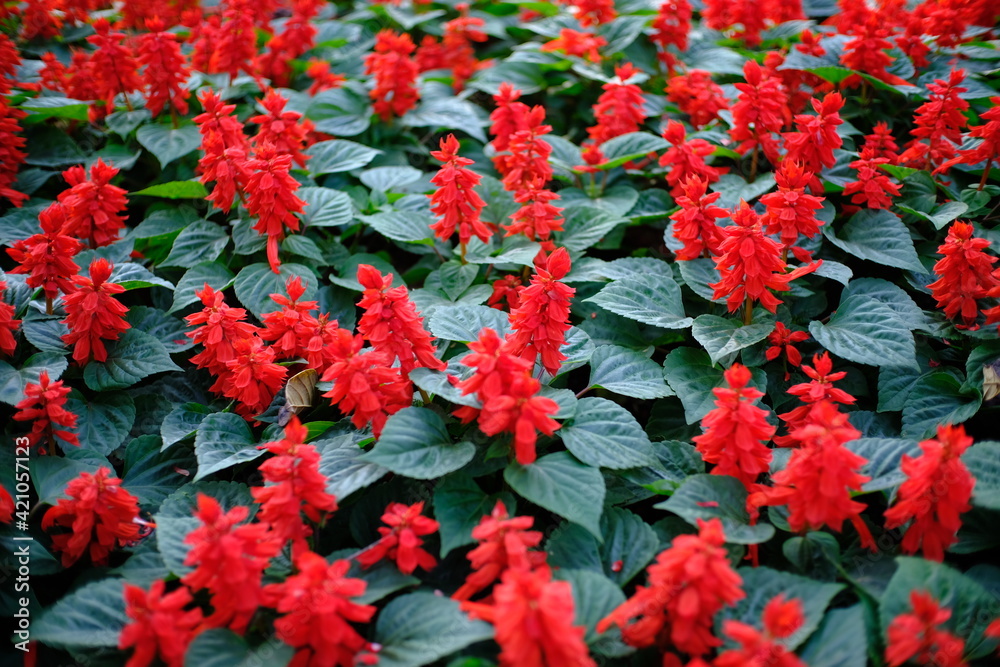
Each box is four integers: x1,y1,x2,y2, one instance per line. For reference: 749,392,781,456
559,397,657,469
361,407,476,479
586,273,692,329
809,296,917,368
136,124,202,168
588,345,673,399
657,474,775,544
374,593,494,667
824,210,924,273
83,330,182,391
193,412,263,481
505,452,605,539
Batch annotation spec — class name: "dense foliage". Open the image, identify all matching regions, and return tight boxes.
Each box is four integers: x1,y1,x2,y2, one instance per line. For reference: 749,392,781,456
1,0,1000,666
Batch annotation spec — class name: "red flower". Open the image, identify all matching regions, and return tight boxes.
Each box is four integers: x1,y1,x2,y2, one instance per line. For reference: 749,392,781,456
61,259,130,365
182,494,281,633
775,351,856,447
208,0,258,79
320,333,413,437
428,134,492,250
899,68,969,172
357,501,439,575
573,0,616,26
453,500,547,601
651,0,691,71
692,363,774,489
255,0,322,87
665,69,729,129
13,371,79,452
245,144,306,273
783,92,845,191
442,11,488,90
840,15,912,88
586,63,647,147
365,30,421,121
0,94,27,207
937,93,1000,186
796,29,826,56
504,188,564,248
540,29,607,63
506,248,575,376
730,60,789,162
884,424,975,562
761,160,826,249
488,275,523,311
885,591,967,667
195,88,251,153
703,0,767,46
186,284,260,380
927,221,999,330
41,467,140,567
0,484,13,524
710,201,819,315
865,121,901,162
597,518,744,657
137,18,191,118
195,90,251,213
715,595,807,667
765,322,809,380
6,204,82,303
463,565,596,667
119,580,203,667
659,120,725,197
305,59,346,96
252,416,338,553
262,550,376,667
298,313,345,371
0,280,21,357
250,89,313,169
221,336,288,419
57,159,129,248
750,401,875,550
669,176,728,260
19,0,63,41
843,146,903,209
490,83,531,155
501,106,555,194
260,276,319,360
454,328,560,465
86,19,142,120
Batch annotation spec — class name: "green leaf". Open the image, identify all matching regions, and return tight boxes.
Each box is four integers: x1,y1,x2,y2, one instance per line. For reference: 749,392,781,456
691,314,774,365
374,593,495,667
316,434,389,500
677,257,722,302
160,220,229,268
169,262,235,313
438,261,479,301
21,96,90,121
136,124,202,168
65,390,135,455
559,397,657,469
842,277,931,332
428,304,510,342
656,474,776,544
193,412,264,481
557,205,627,252
588,345,673,399
234,263,318,319
308,139,383,175
824,210,924,273
309,85,372,137
596,132,670,170
20,316,69,354
402,97,488,143
361,165,423,191
663,347,768,424
33,578,127,649
901,371,982,439
711,173,777,209
846,437,921,493
360,210,434,244
183,629,292,667
434,474,515,557
299,187,354,227
83,330,182,391
799,606,869,667
161,402,213,450
548,507,659,586
964,441,1000,510
126,305,194,354
899,200,969,230
132,180,210,199
0,351,68,405
586,273,692,329
468,60,547,95
123,435,196,508
809,296,917,368
361,407,475,479
504,452,605,540
106,109,152,137
108,262,176,291
554,568,632,657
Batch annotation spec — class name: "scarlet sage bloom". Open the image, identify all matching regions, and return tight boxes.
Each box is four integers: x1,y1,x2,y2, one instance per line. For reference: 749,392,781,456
488,275,523,311
453,328,561,465
490,83,530,156
501,106,555,194
692,363,774,489
221,336,288,419
357,501,439,575
252,417,338,553
452,500,547,601
586,63,647,148
182,494,281,633
0,281,21,357
441,12,488,90
86,19,142,120
260,276,319,360
61,259,130,365
703,0,767,46
255,0,322,87
840,16,912,88
249,89,313,169
195,89,251,152
669,176,728,260
865,121,901,162
365,30,421,121
321,332,413,437
0,95,28,207
428,134,491,252
119,580,204,667
504,188,564,249
938,95,1000,188
775,351,856,447
506,248,575,376
715,595,807,667
0,485,13,524
540,29,607,63
899,69,969,172
597,518,744,657
137,18,191,118
58,159,129,248
209,0,257,79
760,160,826,249
843,146,903,209
659,120,725,197
41,467,140,568
13,371,79,451
884,424,975,562
6,204,82,305
573,0,616,27
783,93,845,191
185,284,259,380
305,59,346,96
765,322,809,380
356,264,446,375
885,591,967,667
463,565,596,667
665,69,729,129
297,313,344,371
927,221,999,330
730,59,789,162
650,0,691,71
245,144,306,273
262,551,376,667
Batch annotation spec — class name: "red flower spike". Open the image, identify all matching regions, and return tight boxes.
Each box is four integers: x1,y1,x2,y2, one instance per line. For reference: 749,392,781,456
0,95,28,207
41,467,140,568
715,595,807,667
182,494,281,634
356,264,446,375
298,313,344,371
86,19,142,120
321,332,413,437
651,0,691,71
305,59,346,96
185,284,260,379
937,95,1000,186
252,416,338,554
586,63,647,148
0,281,21,357
137,18,191,118
61,259,130,365
262,551,376,667
490,83,531,155
899,68,969,172
195,89,251,213
596,518,745,657
428,134,492,249
765,322,809,380
927,221,999,330
884,424,975,562
260,276,320,360
504,187,564,247
462,565,596,667
0,484,13,524
783,92,845,190
540,29,607,63
692,363,774,490
500,106,555,194
669,176,728,260
208,0,258,79
221,336,288,419
761,160,826,249
573,0,616,27
865,121,901,163
357,501,439,575
665,69,729,130
365,30,421,121
57,159,129,248
442,12,488,91
6,204,82,303
840,15,912,88
659,120,726,197
249,89,313,169
703,0,776,46
13,371,78,452
506,247,575,376
843,146,903,210
119,580,204,667
453,500,547,601
255,0,323,87
730,58,789,162
488,275,524,311
245,144,306,273
885,591,968,667
775,351,856,447
194,89,251,153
